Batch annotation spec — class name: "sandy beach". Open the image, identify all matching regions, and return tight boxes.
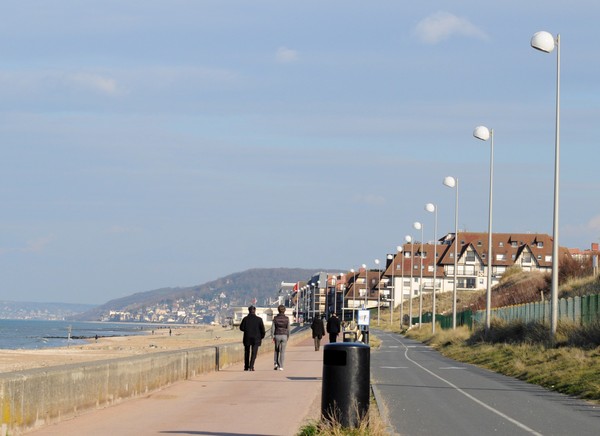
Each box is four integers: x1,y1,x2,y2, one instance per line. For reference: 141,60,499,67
0,325,243,374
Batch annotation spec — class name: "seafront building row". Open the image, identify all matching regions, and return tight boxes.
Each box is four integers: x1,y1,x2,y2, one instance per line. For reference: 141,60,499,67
276,231,599,323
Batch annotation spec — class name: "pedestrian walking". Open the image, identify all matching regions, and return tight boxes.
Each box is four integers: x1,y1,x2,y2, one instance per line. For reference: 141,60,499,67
310,315,325,351
271,304,290,370
326,313,341,343
240,305,265,371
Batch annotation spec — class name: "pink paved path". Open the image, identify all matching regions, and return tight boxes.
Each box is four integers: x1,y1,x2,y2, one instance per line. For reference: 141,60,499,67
29,336,326,436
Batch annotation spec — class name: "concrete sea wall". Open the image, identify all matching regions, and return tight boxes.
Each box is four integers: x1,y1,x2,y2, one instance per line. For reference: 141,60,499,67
0,329,310,435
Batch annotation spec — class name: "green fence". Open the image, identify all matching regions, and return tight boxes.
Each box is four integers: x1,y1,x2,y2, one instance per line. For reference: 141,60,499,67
411,309,474,329
412,294,600,330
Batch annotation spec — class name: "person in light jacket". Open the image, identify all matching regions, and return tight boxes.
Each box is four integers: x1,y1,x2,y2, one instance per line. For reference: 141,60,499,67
271,305,290,370
240,306,265,371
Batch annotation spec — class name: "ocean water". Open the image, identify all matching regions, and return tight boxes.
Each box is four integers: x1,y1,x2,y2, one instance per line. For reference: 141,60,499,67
0,319,154,350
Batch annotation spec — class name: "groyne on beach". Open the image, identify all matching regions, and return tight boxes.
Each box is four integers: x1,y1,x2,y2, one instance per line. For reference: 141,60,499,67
0,327,311,435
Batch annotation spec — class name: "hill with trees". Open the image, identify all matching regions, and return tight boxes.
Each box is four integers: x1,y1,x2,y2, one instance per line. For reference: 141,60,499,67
73,267,331,322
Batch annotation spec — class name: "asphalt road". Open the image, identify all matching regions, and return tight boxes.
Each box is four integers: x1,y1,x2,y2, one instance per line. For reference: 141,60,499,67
370,329,600,436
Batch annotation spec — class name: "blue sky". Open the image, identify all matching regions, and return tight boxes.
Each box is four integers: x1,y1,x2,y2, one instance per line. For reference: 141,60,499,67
1,1,599,304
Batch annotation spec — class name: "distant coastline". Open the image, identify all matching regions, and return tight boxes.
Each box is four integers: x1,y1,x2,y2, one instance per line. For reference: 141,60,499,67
0,319,153,350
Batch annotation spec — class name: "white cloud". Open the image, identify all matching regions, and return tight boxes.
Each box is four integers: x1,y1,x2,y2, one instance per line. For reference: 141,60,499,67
587,215,600,232
68,72,119,95
414,11,489,44
0,70,120,96
276,46,299,63
21,235,55,253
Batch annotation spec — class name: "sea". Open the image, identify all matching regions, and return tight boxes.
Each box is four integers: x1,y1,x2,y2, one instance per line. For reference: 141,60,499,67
0,319,155,350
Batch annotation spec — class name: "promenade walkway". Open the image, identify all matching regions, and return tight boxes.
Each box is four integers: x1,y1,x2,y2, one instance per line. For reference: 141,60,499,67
29,335,325,436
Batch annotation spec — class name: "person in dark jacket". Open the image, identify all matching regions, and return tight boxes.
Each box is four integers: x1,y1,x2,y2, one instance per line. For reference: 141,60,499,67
310,315,326,351
270,305,290,370
240,306,265,371
326,313,341,343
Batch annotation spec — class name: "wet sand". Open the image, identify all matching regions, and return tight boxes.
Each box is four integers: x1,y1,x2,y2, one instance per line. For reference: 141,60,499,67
0,325,242,374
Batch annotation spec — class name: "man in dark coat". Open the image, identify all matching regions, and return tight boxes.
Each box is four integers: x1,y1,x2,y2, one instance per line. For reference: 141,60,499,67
240,305,265,371
311,315,326,351
326,313,341,343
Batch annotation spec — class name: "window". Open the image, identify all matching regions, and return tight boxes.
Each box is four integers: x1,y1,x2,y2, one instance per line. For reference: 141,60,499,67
545,255,552,262
511,241,518,247
537,242,544,248
496,253,506,261
477,241,482,246
458,277,476,289
522,253,532,263
499,242,504,247
466,251,475,262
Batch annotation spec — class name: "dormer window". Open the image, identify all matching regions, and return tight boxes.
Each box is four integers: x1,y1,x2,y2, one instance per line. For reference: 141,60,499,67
499,242,504,247
537,242,544,248
511,241,518,248
477,241,482,246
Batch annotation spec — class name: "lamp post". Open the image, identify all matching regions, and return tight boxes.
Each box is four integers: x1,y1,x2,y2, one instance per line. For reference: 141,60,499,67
340,273,346,321
473,125,494,331
413,221,424,327
375,259,381,325
316,280,321,319
350,268,356,321
444,176,459,329
388,253,394,324
425,203,438,334
399,245,405,327
362,263,368,308
531,30,561,341
405,235,414,328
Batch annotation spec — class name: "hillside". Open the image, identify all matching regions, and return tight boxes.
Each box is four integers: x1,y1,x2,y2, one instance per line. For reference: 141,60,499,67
73,267,331,321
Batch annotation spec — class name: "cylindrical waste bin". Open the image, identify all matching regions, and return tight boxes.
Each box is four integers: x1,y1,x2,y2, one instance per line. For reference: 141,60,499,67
321,342,370,428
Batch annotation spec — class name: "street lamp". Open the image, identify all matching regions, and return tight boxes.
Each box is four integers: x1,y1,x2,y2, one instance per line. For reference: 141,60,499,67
444,176,459,330
375,259,381,325
473,125,494,331
362,263,368,308
425,203,438,334
340,273,346,321
405,235,414,328
413,221,424,327
387,253,394,324
531,30,561,341
350,268,356,321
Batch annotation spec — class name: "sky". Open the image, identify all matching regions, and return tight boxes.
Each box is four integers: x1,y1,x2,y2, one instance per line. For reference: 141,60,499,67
1,1,599,305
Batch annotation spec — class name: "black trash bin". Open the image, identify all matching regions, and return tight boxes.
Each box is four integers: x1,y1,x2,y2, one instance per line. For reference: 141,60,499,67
321,342,370,428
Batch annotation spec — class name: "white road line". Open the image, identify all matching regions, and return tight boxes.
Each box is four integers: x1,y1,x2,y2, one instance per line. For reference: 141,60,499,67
380,366,409,369
391,336,542,436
